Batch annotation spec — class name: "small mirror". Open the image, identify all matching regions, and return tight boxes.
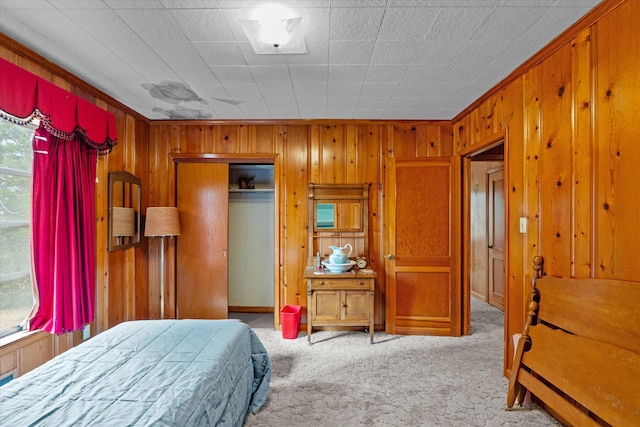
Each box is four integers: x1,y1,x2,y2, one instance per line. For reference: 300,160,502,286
108,171,141,251
316,203,335,229
315,201,361,231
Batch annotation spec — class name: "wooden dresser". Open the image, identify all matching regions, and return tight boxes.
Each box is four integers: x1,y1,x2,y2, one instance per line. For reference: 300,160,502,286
305,267,375,344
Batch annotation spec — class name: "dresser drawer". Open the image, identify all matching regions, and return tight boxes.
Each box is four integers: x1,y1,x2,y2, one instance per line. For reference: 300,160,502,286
308,278,373,290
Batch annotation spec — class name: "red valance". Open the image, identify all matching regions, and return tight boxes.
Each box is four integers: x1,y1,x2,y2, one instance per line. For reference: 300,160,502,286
0,57,117,153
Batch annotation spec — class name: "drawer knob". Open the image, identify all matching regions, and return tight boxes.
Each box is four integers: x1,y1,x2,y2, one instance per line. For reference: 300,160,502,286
359,281,364,285
317,281,324,285
342,304,347,308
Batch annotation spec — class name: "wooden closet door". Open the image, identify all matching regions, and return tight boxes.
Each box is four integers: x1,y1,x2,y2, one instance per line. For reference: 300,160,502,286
488,168,505,310
385,157,460,336
176,163,229,319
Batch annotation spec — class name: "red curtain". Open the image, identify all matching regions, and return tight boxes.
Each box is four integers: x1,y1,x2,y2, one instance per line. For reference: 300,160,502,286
28,125,97,334
0,58,117,153
1,57,117,334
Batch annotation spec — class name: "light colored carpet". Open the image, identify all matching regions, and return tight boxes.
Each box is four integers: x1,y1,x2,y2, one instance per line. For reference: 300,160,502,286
241,299,559,427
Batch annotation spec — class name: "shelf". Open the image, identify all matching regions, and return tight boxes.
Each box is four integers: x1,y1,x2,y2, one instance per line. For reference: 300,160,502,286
229,188,274,193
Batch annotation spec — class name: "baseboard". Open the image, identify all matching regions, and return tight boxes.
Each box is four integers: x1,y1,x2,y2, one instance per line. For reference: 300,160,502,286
471,291,487,302
228,306,273,313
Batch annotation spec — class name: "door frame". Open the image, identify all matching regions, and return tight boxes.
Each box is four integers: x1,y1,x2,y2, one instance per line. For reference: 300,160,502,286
459,132,507,339
168,153,280,327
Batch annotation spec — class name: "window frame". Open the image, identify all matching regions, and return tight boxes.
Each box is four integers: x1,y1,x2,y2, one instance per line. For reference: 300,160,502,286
0,117,37,339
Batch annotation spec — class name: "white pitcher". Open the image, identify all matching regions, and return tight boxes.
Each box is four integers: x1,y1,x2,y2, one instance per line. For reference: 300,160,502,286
328,243,352,264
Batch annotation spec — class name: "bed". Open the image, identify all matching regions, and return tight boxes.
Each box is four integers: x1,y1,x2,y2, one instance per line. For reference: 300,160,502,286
0,319,271,426
507,256,640,426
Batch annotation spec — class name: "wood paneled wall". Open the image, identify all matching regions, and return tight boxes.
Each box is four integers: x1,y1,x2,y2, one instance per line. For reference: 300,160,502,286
3,0,636,383
147,121,452,327
0,35,149,378
453,0,640,372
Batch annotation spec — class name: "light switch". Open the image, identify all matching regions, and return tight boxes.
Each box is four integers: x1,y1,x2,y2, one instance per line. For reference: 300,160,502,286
519,217,527,234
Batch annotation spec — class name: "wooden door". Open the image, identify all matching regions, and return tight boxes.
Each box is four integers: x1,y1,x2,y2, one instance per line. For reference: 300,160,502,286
488,167,505,309
176,162,229,319
385,157,460,336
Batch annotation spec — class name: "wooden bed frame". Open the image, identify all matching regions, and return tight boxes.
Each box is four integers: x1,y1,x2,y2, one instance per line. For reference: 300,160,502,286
507,256,640,426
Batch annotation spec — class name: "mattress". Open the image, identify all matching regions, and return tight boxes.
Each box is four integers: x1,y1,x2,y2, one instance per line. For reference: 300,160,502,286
0,319,271,426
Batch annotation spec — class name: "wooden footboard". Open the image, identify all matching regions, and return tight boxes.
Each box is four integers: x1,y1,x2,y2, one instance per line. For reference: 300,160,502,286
507,256,640,426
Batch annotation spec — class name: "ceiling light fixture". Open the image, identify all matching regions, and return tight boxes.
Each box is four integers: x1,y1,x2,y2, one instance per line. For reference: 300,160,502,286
240,5,307,55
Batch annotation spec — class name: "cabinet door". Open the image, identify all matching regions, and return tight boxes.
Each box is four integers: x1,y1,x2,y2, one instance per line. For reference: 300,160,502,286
342,290,369,322
311,290,341,321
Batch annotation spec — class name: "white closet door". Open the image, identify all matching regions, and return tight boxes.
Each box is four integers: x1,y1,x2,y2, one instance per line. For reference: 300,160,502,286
228,191,274,307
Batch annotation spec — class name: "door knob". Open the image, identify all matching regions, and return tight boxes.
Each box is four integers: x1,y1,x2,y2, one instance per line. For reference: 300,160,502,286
487,244,493,249
385,254,394,260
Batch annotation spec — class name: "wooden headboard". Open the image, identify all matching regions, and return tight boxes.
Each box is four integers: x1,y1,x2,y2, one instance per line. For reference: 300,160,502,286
507,256,640,426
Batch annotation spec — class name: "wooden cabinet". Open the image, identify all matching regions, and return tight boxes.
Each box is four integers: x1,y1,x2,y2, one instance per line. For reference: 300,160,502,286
305,268,375,344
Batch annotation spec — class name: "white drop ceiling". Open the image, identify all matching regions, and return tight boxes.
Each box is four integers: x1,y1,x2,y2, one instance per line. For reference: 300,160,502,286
0,0,600,121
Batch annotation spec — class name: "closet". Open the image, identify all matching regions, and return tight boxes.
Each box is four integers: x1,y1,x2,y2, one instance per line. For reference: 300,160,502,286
228,164,274,312
175,162,274,319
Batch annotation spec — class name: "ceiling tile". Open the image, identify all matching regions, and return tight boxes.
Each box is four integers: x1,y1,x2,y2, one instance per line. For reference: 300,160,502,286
250,65,292,84
471,6,547,40
377,6,440,41
370,41,420,65
425,7,493,40
329,7,385,40
259,83,296,99
290,65,329,83
49,0,110,9
210,66,254,84
194,42,247,67
328,64,368,84
116,9,187,42
364,65,408,83
329,41,375,65
361,82,398,98
169,9,235,42
328,83,363,97
293,83,328,98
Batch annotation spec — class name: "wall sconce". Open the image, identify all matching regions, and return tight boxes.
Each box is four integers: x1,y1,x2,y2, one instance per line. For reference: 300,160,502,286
145,207,181,319
240,5,307,54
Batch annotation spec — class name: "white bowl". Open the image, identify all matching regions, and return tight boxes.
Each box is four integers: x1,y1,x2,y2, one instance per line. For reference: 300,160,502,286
321,260,356,273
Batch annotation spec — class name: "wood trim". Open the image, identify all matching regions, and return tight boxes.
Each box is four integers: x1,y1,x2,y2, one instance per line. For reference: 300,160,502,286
460,132,506,336
228,306,274,313
152,119,452,126
458,130,506,158
453,0,627,123
170,153,277,163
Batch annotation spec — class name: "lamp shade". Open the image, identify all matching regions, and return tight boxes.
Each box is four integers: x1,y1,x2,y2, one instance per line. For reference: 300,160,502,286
144,207,180,237
112,207,136,236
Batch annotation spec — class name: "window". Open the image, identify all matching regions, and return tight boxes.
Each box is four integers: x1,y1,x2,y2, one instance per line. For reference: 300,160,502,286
0,119,35,337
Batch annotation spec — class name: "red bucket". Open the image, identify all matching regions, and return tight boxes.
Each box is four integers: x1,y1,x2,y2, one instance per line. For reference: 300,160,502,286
280,305,301,339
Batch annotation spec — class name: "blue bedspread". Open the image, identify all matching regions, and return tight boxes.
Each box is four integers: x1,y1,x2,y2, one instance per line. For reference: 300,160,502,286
0,319,270,426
